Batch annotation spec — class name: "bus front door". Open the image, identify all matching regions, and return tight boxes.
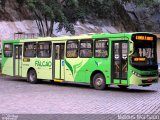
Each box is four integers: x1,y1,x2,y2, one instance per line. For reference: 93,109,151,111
53,44,65,80
14,45,22,76
111,41,128,84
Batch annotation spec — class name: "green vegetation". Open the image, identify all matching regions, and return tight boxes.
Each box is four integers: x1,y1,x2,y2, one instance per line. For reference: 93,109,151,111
14,0,160,36
23,0,79,36
0,0,6,8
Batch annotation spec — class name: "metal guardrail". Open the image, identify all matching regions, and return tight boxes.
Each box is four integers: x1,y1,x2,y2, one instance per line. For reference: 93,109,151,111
14,32,39,40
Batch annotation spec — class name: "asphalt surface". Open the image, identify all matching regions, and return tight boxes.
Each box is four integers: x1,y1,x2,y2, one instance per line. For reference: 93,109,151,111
0,75,160,115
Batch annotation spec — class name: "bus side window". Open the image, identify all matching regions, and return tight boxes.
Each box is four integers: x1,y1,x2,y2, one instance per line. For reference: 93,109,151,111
55,45,60,60
94,39,108,58
4,43,13,57
24,42,37,57
80,39,93,58
37,42,51,58
66,40,78,58
60,45,64,59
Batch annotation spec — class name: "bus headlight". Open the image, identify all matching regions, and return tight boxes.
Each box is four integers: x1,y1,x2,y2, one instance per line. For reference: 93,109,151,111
132,71,141,77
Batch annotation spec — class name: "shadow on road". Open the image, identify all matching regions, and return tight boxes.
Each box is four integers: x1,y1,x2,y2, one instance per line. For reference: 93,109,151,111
106,86,157,93
1,76,157,93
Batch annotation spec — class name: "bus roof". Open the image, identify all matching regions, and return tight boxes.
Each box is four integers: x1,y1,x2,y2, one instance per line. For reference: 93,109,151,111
2,32,154,43
2,34,93,43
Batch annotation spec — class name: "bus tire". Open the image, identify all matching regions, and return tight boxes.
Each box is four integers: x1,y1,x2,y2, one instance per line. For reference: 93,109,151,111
118,85,128,89
92,73,106,90
50,80,54,84
27,69,38,84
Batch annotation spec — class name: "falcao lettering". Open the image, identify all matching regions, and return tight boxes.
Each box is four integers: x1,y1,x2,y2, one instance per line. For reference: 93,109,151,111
35,60,52,67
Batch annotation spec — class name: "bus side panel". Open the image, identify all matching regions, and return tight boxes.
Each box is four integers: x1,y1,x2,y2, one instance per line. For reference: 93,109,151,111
64,58,77,82
74,58,111,84
65,57,110,83
22,58,33,78
65,58,91,82
22,58,52,80
72,58,89,83
88,58,111,85
35,58,52,80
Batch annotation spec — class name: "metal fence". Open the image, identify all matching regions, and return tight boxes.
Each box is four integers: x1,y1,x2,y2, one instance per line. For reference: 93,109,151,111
14,32,39,40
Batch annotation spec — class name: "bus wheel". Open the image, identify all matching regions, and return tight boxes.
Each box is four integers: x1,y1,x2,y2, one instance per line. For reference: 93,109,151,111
118,85,128,89
27,69,38,84
50,80,54,84
92,73,106,90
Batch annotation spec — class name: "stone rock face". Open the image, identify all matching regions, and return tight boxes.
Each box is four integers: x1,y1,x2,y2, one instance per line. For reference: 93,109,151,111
125,3,160,32
0,0,32,21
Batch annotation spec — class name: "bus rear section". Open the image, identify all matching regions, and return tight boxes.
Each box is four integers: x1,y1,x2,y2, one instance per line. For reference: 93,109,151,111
128,33,158,86
2,42,14,76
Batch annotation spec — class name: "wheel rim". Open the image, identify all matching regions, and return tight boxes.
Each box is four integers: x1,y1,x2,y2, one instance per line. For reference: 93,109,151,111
95,77,103,87
29,72,36,82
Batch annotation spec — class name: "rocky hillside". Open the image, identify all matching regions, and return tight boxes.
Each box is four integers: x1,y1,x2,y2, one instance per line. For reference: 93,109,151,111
0,0,160,40
125,3,160,32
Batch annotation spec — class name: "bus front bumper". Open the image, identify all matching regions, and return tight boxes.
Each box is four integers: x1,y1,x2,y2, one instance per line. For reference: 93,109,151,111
129,75,158,86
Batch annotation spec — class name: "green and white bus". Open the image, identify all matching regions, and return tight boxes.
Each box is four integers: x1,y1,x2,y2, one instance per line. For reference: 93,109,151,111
1,32,159,90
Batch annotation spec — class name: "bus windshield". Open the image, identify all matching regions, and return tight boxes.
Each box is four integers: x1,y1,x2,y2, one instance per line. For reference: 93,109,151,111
131,34,157,70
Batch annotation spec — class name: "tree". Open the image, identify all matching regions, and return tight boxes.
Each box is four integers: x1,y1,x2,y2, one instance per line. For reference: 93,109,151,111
18,0,159,36
16,0,25,8
0,0,6,9
25,0,79,36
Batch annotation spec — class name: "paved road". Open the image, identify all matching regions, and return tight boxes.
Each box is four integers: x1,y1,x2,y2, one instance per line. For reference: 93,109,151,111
0,75,160,114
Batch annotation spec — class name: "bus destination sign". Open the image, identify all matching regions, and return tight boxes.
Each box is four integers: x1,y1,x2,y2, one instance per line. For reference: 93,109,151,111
133,57,146,62
135,35,153,41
